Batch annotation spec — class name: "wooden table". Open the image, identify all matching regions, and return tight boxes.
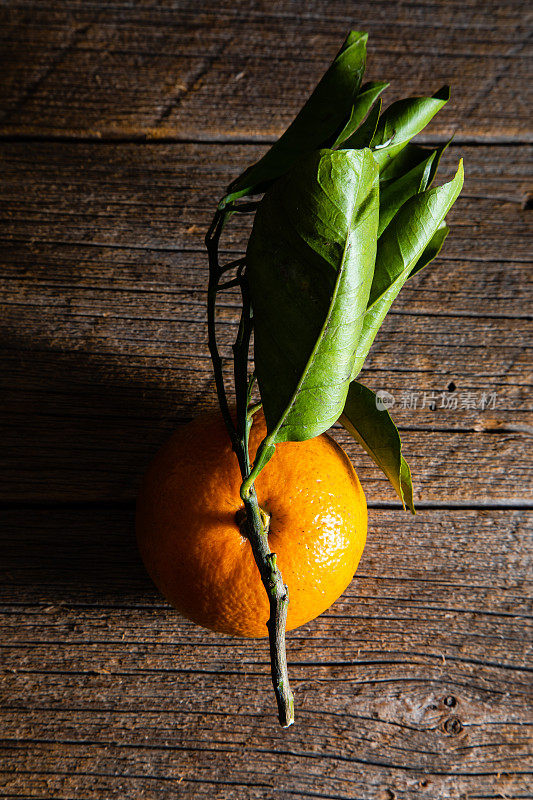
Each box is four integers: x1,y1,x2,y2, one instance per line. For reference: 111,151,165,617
1,2,531,797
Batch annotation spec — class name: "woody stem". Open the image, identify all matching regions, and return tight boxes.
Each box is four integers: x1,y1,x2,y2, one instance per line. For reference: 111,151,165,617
206,207,294,728
234,277,294,728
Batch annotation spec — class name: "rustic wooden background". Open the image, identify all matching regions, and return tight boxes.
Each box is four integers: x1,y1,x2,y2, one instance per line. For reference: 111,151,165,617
1,1,532,798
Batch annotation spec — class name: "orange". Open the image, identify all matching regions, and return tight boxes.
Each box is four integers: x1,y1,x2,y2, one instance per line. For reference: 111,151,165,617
136,409,367,637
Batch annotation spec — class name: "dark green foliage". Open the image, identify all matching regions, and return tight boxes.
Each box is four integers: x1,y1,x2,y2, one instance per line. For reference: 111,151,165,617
229,32,464,506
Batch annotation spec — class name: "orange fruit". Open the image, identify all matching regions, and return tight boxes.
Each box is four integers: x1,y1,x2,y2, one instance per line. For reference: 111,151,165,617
136,409,367,637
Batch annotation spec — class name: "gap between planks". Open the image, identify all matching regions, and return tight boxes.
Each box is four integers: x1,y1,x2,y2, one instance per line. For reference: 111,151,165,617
0,134,531,146
0,500,532,510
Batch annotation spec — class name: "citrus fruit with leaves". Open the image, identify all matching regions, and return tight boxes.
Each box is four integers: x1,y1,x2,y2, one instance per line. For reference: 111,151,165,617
137,30,464,726
136,410,367,638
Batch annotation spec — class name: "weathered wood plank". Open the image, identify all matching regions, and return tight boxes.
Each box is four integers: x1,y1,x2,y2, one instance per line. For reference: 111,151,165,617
0,411,531,504
0,3,530,799
0,342,530,504
0,0,531,141
0,506,531,799
0,141,531,502
1,142,531,254
1,240,531,320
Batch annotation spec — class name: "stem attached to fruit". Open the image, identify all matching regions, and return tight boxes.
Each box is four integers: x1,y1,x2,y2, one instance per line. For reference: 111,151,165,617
241,489,294,728
206,207,295,728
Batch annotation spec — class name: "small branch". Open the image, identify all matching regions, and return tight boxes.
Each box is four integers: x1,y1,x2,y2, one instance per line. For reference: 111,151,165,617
219,256,247,277
234,274,294,727
206,207,294,728
241,491,294,728
232,275,253,442
247,401,262,419
205,209,237,447
246,373,256,406
218,276,243,291
240,436,275,500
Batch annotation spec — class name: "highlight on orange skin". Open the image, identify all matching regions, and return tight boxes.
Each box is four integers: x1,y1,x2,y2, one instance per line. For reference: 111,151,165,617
136,410,367,638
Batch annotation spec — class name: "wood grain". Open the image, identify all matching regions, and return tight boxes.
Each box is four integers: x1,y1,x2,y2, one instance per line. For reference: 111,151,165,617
0,141,531,252
1,506,531,799
0,2,531,796
1,352,531,504
1,141,531,503
0,0,531,141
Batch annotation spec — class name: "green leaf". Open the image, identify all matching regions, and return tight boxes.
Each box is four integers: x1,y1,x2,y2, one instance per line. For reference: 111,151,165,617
351,159,464,379
247,148,379,446
378,150,437,236
221,31,369,207
341,99,382,150
409,222,449,279
379,136,450,186
377,140,451,236
399,458,415,516
339,381,415,513
378,143,429,184
420,140,452,191
331,81,389,148
371,86,450,172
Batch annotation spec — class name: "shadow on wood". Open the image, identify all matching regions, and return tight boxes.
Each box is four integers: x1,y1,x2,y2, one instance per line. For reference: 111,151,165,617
0,502,155,604
0,330,215,501
0,337,197,602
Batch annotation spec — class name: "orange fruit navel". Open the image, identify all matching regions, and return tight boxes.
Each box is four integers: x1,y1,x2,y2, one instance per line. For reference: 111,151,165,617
136,409,367,638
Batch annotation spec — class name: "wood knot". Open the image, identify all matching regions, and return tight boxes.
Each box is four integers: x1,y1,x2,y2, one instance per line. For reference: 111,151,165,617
443,695,457,708
443,715,463,735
